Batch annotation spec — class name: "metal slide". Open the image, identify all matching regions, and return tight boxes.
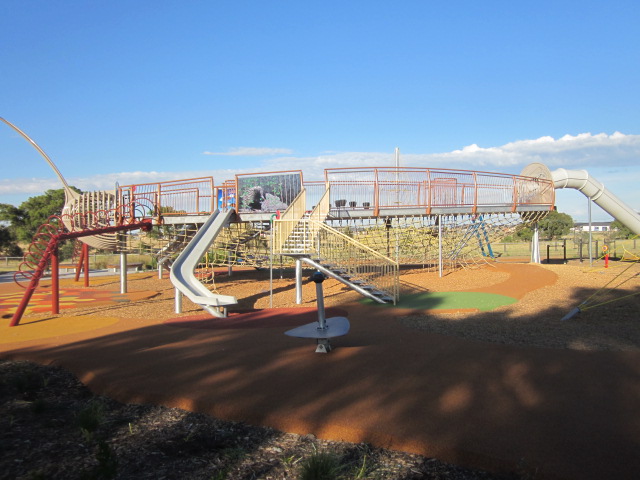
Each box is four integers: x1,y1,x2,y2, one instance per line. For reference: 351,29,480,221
522,163,640,236
169,209,238,317
551,168,640,235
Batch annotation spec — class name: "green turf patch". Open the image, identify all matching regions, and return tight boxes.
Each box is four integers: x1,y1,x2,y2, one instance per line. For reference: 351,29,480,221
364,291,517,311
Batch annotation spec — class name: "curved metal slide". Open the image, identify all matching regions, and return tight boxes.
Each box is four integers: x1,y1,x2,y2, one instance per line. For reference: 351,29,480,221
551,168,640,235
170,209,237,317
522,163,640,235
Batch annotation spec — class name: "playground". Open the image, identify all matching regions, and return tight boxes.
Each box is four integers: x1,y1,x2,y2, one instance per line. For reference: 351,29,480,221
1,258,639,351
2,117,640,478
1,258,640,479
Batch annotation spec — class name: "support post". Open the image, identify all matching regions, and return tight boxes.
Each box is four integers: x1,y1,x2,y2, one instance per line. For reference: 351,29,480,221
120,251,128,294
175,287,183,313
588,198,593,267
314,273,327,331
74,243,84,282
83,243,90,287
438,215,443,277
295,258,303,304
530,223,541,263
51,244,59,315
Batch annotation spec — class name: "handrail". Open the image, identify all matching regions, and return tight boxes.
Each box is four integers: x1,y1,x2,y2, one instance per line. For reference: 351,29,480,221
118,177,215,217
309,186,331,223
274,218,399,302
273,188,307,252
324,166,555,214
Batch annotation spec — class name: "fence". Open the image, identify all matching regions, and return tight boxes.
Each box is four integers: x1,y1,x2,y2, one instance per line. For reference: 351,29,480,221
491,238,639,262
0,254,155,272
118,177,215,220
324,167,555,215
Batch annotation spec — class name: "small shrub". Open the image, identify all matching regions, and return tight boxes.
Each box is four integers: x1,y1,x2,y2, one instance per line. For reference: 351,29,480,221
95,441,118,478
299,452,342,480
76,400,104,433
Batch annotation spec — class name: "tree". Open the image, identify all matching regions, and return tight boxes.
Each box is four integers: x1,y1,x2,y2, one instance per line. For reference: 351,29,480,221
610,219,635,239
0,225,22,256
0,188,81,243
0,187,82,258
538,210,573,239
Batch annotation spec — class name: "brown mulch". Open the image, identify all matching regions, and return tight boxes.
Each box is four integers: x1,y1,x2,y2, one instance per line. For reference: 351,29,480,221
0,359,521,480
60,260,640,352
2,260,638,479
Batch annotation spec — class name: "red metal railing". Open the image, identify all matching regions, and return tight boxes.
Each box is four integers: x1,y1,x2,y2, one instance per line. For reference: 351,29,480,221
118,177,215,220
324,167,555,215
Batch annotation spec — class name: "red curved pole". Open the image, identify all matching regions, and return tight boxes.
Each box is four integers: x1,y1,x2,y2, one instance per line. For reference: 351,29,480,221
10,219,152,327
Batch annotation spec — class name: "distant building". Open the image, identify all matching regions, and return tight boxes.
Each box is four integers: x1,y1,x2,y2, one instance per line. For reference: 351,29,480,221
573,221,613,232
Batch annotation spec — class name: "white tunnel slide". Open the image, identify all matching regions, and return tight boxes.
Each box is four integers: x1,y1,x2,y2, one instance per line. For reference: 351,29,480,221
551,167,640,236
169,209,237,317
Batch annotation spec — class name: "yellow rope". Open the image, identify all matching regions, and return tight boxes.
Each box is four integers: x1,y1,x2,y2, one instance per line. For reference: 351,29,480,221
578,260,639,309
581,289,640,311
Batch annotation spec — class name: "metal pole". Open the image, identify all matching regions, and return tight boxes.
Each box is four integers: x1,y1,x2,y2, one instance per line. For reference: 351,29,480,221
295,258,303,304
588,198,593,267
314,274,327,330
83,243,90,287
269,217,274,308
530,223,540,263
175,287,182,313
51,244,59,315
120,251,128,294
438,215,443,277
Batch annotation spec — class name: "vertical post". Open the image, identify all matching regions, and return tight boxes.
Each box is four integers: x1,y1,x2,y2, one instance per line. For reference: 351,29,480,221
83,243,90,287
269,226,274,309
588,198,593,267
51,243,60,315
312,272,327,330
295,258,303,304
175,287,182,313
120,251,128,294
74,242,84,282
158,263,163,279
530,223,540,263
579,239,583,262
438,215,443,277
563,239,567,264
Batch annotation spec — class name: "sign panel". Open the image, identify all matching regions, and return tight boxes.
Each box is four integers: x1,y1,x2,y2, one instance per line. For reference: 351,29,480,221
237,172,302,213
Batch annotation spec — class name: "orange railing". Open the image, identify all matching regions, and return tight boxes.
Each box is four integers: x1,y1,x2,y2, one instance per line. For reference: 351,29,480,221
118,177,215,221
324,167,555,215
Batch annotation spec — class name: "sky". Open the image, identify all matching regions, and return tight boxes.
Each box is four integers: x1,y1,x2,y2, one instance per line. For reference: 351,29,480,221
1,1,639,222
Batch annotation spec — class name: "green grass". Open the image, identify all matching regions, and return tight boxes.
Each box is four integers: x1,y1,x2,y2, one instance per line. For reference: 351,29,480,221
365,291,517,311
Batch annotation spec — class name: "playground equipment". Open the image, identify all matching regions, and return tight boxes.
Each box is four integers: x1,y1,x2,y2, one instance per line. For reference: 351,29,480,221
285,271,350,353
4,116,639,322
169,209,238,318
561,258,639,320
522,163,640,236
10,216,152,326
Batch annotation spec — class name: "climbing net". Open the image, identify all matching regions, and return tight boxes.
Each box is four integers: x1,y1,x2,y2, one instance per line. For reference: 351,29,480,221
325,211,548,271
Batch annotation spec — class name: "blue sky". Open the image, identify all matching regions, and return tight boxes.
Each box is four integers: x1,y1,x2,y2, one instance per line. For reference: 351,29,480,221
1,1,639,222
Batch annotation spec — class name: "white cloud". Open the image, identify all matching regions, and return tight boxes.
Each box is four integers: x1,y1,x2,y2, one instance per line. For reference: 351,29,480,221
2,132,638,222
261,132,640,177
203,147,294,156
